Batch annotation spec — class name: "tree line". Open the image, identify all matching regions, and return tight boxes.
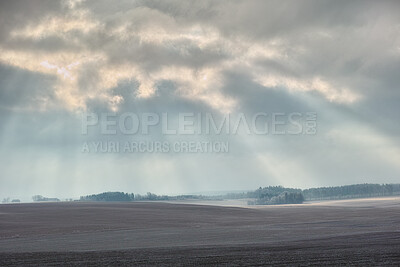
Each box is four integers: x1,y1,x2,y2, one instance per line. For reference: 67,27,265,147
80,192,134,202
27,183,399,205
302,183,400,200
248,191,304,205
79,192,209,202
32,195,60,202
247,183,400,204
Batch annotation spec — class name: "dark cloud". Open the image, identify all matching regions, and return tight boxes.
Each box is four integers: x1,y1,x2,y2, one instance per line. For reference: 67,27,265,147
0,0,64,40
0,64,56,109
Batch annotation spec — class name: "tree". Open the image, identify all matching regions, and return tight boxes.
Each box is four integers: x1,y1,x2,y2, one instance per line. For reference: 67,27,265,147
32,195,44,202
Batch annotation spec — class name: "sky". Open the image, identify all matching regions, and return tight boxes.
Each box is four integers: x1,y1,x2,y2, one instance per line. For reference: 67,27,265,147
0,0,399,201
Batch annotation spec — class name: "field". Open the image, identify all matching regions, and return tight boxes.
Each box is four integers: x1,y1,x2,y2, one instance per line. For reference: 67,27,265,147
1,198,400,266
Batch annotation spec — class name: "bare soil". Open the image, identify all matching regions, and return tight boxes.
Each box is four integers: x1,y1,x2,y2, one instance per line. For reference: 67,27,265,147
0,199,399,266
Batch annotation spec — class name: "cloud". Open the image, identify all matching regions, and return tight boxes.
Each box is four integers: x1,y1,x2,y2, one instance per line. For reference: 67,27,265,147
3,0,395,111
0,64,57,110
0,0,400,199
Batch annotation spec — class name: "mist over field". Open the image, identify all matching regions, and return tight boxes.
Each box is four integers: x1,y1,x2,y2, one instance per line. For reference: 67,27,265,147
0,0,399,201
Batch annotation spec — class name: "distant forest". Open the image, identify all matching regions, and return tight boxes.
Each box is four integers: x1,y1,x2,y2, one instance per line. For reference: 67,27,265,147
32,195,60,202
80,192,207,202
77,183,400,205
302,183,400,200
